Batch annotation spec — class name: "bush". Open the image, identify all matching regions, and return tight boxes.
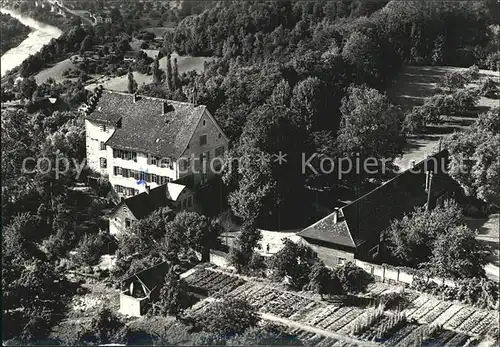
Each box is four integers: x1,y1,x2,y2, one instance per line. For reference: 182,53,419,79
438,71,467,91
197,298,259,337
72,233,105,270
479,78,498,97
451,88,479,114
485,51,500,71
404,108,427,134
334,262,373,294
81,308,130,345
411,277,499,310
377,291,412,310
464,65,480,82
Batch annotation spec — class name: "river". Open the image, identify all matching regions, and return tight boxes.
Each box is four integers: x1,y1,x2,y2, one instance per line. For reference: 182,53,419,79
1,8,62,76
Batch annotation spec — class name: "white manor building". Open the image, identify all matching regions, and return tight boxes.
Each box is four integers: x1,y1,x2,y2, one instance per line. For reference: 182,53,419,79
83,87,229,202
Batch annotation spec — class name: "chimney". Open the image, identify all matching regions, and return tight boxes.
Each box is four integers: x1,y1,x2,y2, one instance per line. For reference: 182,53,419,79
333,207,339,224
425,170,430,192
145,185,151,194
162,101,169,115
410,160,416,168
133,93,140,103
426,171,433,211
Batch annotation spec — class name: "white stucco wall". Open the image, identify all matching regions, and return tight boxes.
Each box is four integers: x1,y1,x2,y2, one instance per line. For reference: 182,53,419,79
179,109,229,185
85,120,115,175
108,150,178,198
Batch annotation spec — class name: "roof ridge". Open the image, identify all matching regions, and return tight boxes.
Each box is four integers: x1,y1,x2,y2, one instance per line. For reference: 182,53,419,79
340,149,448,212
101,89,202,107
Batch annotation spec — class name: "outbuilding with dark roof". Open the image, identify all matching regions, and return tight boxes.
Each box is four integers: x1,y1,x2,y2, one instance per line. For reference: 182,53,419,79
297,150,461,267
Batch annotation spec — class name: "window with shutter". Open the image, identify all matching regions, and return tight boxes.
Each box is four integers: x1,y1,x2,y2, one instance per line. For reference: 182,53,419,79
100,158,107,168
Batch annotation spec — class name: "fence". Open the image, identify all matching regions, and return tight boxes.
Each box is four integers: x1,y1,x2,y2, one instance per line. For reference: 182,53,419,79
354,259,457,288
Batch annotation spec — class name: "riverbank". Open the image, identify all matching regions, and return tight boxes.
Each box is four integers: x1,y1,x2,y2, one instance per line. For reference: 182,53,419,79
0,1,75,31
0,12,31,55
0,8,62,76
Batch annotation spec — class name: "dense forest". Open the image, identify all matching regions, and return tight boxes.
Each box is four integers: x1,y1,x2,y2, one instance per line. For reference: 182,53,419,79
153,0,498,228
0,12,31,54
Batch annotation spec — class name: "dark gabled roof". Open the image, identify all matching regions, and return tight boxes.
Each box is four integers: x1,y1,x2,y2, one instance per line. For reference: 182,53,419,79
298,150,453,249
122,261,170,294
299,210,356,248
110,183,186,219
86,90,207,158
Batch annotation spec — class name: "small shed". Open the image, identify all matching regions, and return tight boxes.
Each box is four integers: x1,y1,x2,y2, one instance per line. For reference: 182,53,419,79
119,261,170,317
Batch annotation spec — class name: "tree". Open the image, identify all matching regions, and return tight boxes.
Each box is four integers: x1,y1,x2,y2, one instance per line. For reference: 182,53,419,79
305,261,342,297
427,225,487,279
385,200,463,267
20,76,37,100
173,57,180,90
290,77,324,131
170,211,220,262
82,308,130,345
334,262,373,293
269,79,291,107
79,34,93,53
73,233,104,271
127,68,137,93
438,71,467,91
337,85,404,162
445,108,500,204
153,266,190,317
342,30,382,84
152,56,163,84
223,103,308,228
118,37,131,52
166,54,173,91
197,298,259,336
2,213,43,262
229,224,262,272
269,239,311,289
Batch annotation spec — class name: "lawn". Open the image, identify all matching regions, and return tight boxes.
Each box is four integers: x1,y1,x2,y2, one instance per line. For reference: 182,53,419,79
34,58,77,84
144,26,175,38
465,213,500,281
84,52,216,92
49,277,120,342
389,65,498,172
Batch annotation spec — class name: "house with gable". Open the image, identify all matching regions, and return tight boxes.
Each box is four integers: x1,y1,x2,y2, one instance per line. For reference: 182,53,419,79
83,86,229,235
108,182,198,235
297,150,461,267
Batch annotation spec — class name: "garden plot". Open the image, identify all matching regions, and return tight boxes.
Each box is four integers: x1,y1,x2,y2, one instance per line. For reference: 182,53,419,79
326,308,365,332
289,301,325,323
443,333,472,347
185,268,247,297
185,267,497,345
306,305,341,326
261,292,314,318
470,312,499,336
316,306,353,330
419,301,453,324
382,323,418,346
445,306,476,330
431,304,465,327
457,311,491,334
407,297,441,321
